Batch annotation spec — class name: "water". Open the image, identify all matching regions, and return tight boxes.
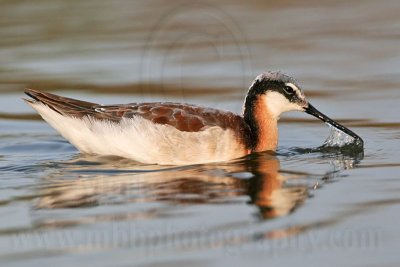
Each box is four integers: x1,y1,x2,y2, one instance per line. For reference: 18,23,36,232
323,125,357,147
1,0,400,266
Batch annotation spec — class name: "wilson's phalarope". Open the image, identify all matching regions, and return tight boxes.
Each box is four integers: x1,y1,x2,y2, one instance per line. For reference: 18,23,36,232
24,71,363,165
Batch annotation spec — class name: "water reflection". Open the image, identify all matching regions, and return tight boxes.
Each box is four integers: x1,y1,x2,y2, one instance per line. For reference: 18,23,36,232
245,154,308,219
35,151,362,221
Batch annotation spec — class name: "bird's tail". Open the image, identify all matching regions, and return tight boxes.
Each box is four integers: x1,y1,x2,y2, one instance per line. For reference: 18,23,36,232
24,88,98,118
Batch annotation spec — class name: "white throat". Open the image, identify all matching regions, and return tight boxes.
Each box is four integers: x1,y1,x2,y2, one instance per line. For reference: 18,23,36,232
264,92,303,120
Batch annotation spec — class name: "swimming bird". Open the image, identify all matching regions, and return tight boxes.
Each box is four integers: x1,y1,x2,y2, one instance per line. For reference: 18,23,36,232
24,71,362,165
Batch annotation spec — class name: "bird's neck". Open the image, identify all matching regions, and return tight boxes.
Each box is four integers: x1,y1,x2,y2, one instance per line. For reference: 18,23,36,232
243,95,279,152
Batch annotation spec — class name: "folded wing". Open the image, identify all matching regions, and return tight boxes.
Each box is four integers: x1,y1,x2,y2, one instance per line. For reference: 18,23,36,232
24,88,250,134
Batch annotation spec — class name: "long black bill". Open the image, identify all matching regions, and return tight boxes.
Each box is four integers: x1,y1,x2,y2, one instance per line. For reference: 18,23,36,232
305,103,363,146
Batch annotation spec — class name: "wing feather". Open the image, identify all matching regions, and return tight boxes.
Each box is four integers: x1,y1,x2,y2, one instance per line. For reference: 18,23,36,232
24,89,251,139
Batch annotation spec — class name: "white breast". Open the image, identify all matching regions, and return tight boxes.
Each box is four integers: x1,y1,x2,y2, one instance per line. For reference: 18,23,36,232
30,103,247,165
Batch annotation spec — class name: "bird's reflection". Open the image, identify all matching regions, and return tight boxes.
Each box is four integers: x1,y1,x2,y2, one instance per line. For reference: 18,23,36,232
36,151,361,220
245,154,308,219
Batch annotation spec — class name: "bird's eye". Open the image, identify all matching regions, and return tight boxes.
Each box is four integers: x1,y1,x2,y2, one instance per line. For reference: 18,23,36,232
283,86,295,95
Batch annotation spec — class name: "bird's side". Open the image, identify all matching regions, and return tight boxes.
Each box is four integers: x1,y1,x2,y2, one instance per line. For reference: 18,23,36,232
24,71,363,165
24,89,254,165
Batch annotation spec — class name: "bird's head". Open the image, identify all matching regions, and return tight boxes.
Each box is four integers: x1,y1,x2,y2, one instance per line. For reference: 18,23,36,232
245,71,363,143
246,71,307,119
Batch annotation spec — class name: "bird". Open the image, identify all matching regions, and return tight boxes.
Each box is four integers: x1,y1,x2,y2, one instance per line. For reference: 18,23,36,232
24,71,363,165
